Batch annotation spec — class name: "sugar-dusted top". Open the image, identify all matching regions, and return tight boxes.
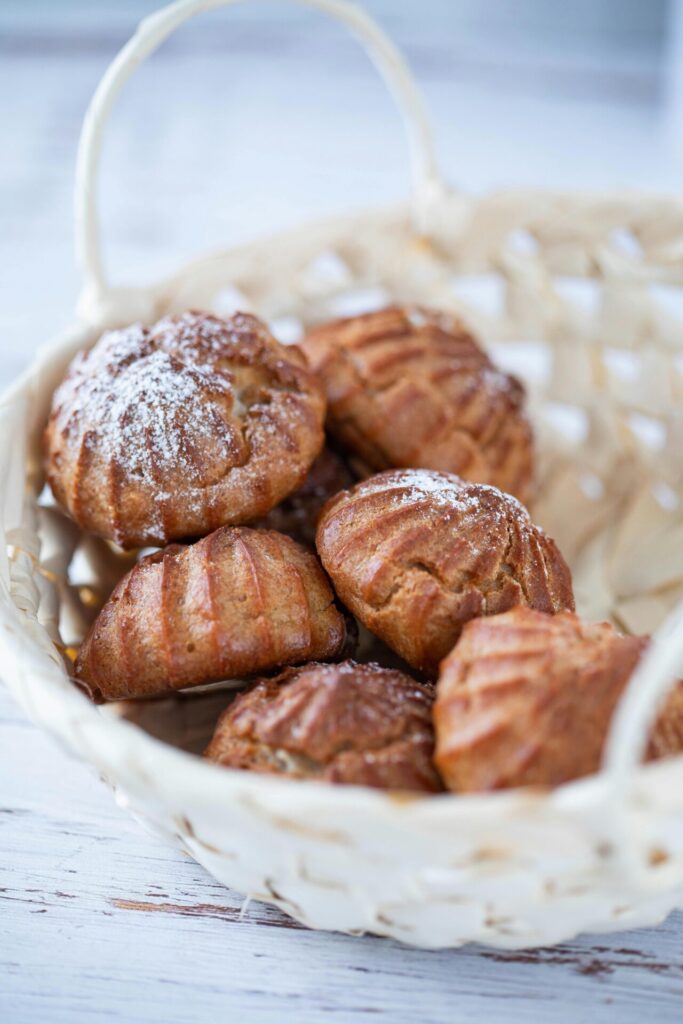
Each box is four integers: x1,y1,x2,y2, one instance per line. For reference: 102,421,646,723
45,311,325,548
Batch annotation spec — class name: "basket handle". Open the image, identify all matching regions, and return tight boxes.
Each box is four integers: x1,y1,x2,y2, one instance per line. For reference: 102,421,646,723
601,599,683,883
75,0,445,320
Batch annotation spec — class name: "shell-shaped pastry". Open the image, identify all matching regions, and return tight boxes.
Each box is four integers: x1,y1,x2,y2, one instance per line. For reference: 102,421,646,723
205,660,442,792
302,306,533,504
45,311,326,548
316,469,574,675
75,527,352,700
434,607,683,791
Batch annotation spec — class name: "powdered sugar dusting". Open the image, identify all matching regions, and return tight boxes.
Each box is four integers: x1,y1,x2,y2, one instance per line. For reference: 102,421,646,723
61,332,241,491
52,313,313,490
360,468,525,521
46,312,324,546
114,354,235,477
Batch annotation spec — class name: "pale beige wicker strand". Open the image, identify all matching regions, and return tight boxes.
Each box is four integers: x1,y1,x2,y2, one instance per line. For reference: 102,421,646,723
1,0,683,949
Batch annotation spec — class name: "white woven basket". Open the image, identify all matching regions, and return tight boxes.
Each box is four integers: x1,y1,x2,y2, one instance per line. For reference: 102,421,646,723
3,0,683,949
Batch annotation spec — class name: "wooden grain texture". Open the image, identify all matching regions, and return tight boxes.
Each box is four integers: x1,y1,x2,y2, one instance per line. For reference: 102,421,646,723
2,3,683,1020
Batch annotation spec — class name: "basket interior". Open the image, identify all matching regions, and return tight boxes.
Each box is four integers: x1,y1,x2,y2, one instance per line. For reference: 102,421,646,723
27,189,683,751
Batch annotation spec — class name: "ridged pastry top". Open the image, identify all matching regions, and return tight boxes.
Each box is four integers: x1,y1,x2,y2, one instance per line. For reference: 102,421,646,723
316,469,574,675
205,660,442,792
434,608,683,791
302,305,533,503
45,311,325,548
75,526,351,701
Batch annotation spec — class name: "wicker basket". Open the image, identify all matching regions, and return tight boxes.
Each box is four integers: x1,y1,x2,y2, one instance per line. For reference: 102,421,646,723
3,0,683,949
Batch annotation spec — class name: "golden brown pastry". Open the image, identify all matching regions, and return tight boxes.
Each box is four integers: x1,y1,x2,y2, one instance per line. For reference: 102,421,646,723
75,526,352,701
302,305,533,503
434,608,683,791
45,311,326,548
316,469,574,676
253,445,355,546
205,661,442,792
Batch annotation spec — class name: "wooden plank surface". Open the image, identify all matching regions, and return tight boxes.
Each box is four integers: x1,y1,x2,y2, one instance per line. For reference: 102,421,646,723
1,3,683,1020
2,685,683,1023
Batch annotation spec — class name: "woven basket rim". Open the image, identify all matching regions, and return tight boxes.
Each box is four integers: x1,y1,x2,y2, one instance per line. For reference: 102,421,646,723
69,183,683,343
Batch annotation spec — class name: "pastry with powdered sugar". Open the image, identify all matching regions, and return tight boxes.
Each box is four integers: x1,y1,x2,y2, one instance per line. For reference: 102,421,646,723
45,311,326,548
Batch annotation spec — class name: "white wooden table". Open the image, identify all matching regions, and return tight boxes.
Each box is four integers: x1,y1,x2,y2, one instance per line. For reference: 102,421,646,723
2,3,683,1020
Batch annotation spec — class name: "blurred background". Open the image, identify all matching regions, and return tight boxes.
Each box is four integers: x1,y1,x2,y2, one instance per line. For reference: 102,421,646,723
3,0,683,381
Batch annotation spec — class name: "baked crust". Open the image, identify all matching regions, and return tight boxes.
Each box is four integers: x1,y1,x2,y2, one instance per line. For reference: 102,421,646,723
434,607,683,791
316,469,574,675
302,306,533,503
205,660,442,792
75,526,351,700
45,311,326,548
253,445,355,546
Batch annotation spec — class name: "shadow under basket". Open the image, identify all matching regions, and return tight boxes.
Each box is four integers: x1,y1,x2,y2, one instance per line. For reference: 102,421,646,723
2,0,683,949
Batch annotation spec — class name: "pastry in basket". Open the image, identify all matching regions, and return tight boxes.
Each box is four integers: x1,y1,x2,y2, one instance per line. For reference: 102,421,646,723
45,311,326,549
302,305,533,503
253,444,355,547
316,469,574,676
434,607,683,791
75,526,352,701
205,660,442,792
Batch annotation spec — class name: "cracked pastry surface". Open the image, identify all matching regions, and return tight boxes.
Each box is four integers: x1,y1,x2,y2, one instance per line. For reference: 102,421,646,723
45,311,326,548
302,305,533,503
75,526,351,701
434,608,683,791
205,660,443,792
253,445,355,547
316,469,574,675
